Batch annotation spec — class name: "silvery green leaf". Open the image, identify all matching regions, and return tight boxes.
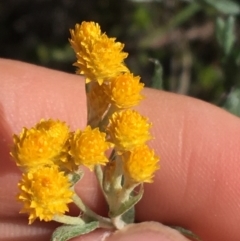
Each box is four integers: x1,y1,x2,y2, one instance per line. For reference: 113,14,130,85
121,206,135,224
204,0,240,15
109,184,144,218
216,17,225,45
51,221,99,241
69,170,84,186
149,58,163,90
216,16,236,56
171,226,201,241
223,87,240,116
224,16,235,56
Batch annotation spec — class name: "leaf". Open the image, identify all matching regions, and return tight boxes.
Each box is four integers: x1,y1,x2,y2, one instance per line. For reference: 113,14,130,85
121,206,135,224
224,16,236,56
215,17,225,45
109,184,144,218
204,0,240,15
216,16,236,56
223,87,240,116
171,226,201,241
69,170,84,186
149,58,163,90
51,221,99,241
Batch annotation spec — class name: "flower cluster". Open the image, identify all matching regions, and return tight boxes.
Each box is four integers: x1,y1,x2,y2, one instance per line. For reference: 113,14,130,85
11,120,112,223
70,21,159,184
11,21,160,234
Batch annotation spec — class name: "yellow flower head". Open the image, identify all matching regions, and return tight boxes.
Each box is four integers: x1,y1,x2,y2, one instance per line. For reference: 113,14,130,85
107,110,152,151
103,73,144,109
123,145,159,183
35,119,69,140
70,22,101,52
69,126,113,170
17,165,73,224
70,22,129,84
11,119,70,171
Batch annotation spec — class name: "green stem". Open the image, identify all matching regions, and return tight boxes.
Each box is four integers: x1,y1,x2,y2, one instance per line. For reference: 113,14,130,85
94,164,103,188
118,182,137,204
139,2,201,48
53,214,85,225
111,215,126,229
111,156,123,191
108,178,137,216
72,193,113,229
94,164,109,201
85,82,91,126
99,104,118,132
166,2,201,30
109,149,116,161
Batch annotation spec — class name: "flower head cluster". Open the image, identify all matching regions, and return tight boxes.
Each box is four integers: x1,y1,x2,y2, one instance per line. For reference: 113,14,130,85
70,21,129,84
11,119,113,224
18,165,73,224
69,21,159,184
11,120,75,223
11,21,160,228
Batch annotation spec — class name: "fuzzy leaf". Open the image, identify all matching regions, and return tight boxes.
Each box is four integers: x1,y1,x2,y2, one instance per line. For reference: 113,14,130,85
51,221,99,241
223,16,236,56
121,206,135,224
149,58,163,90
110,184,144,218
215,17,225,45
69,170,84,186
171,226,201,241
223,87,240,116
204,0,240,15
216,16,236,56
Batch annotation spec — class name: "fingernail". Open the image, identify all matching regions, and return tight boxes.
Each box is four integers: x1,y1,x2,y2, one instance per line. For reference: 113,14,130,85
104,222,191,241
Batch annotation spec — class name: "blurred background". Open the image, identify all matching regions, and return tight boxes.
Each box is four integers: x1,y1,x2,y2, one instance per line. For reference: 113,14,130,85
1,0,240,115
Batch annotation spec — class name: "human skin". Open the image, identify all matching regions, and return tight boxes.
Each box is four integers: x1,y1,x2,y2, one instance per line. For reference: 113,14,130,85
0,59,240,241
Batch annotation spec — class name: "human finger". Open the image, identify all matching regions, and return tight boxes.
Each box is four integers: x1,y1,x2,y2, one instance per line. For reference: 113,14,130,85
1,59,240,241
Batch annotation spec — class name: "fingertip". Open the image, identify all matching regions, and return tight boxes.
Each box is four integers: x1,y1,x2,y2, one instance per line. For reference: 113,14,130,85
105,222,191,241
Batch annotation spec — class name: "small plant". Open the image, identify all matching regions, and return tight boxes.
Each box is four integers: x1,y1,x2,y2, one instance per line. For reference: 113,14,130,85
11,21,160,241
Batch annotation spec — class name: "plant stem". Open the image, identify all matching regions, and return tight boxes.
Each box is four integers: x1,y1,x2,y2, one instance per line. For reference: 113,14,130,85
72,193,114,229
111,215,127,229
94,164,103,188
94,164,109,202
111,156,123,191
99,104,117,132
139,2,201,48
53,214,85,225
